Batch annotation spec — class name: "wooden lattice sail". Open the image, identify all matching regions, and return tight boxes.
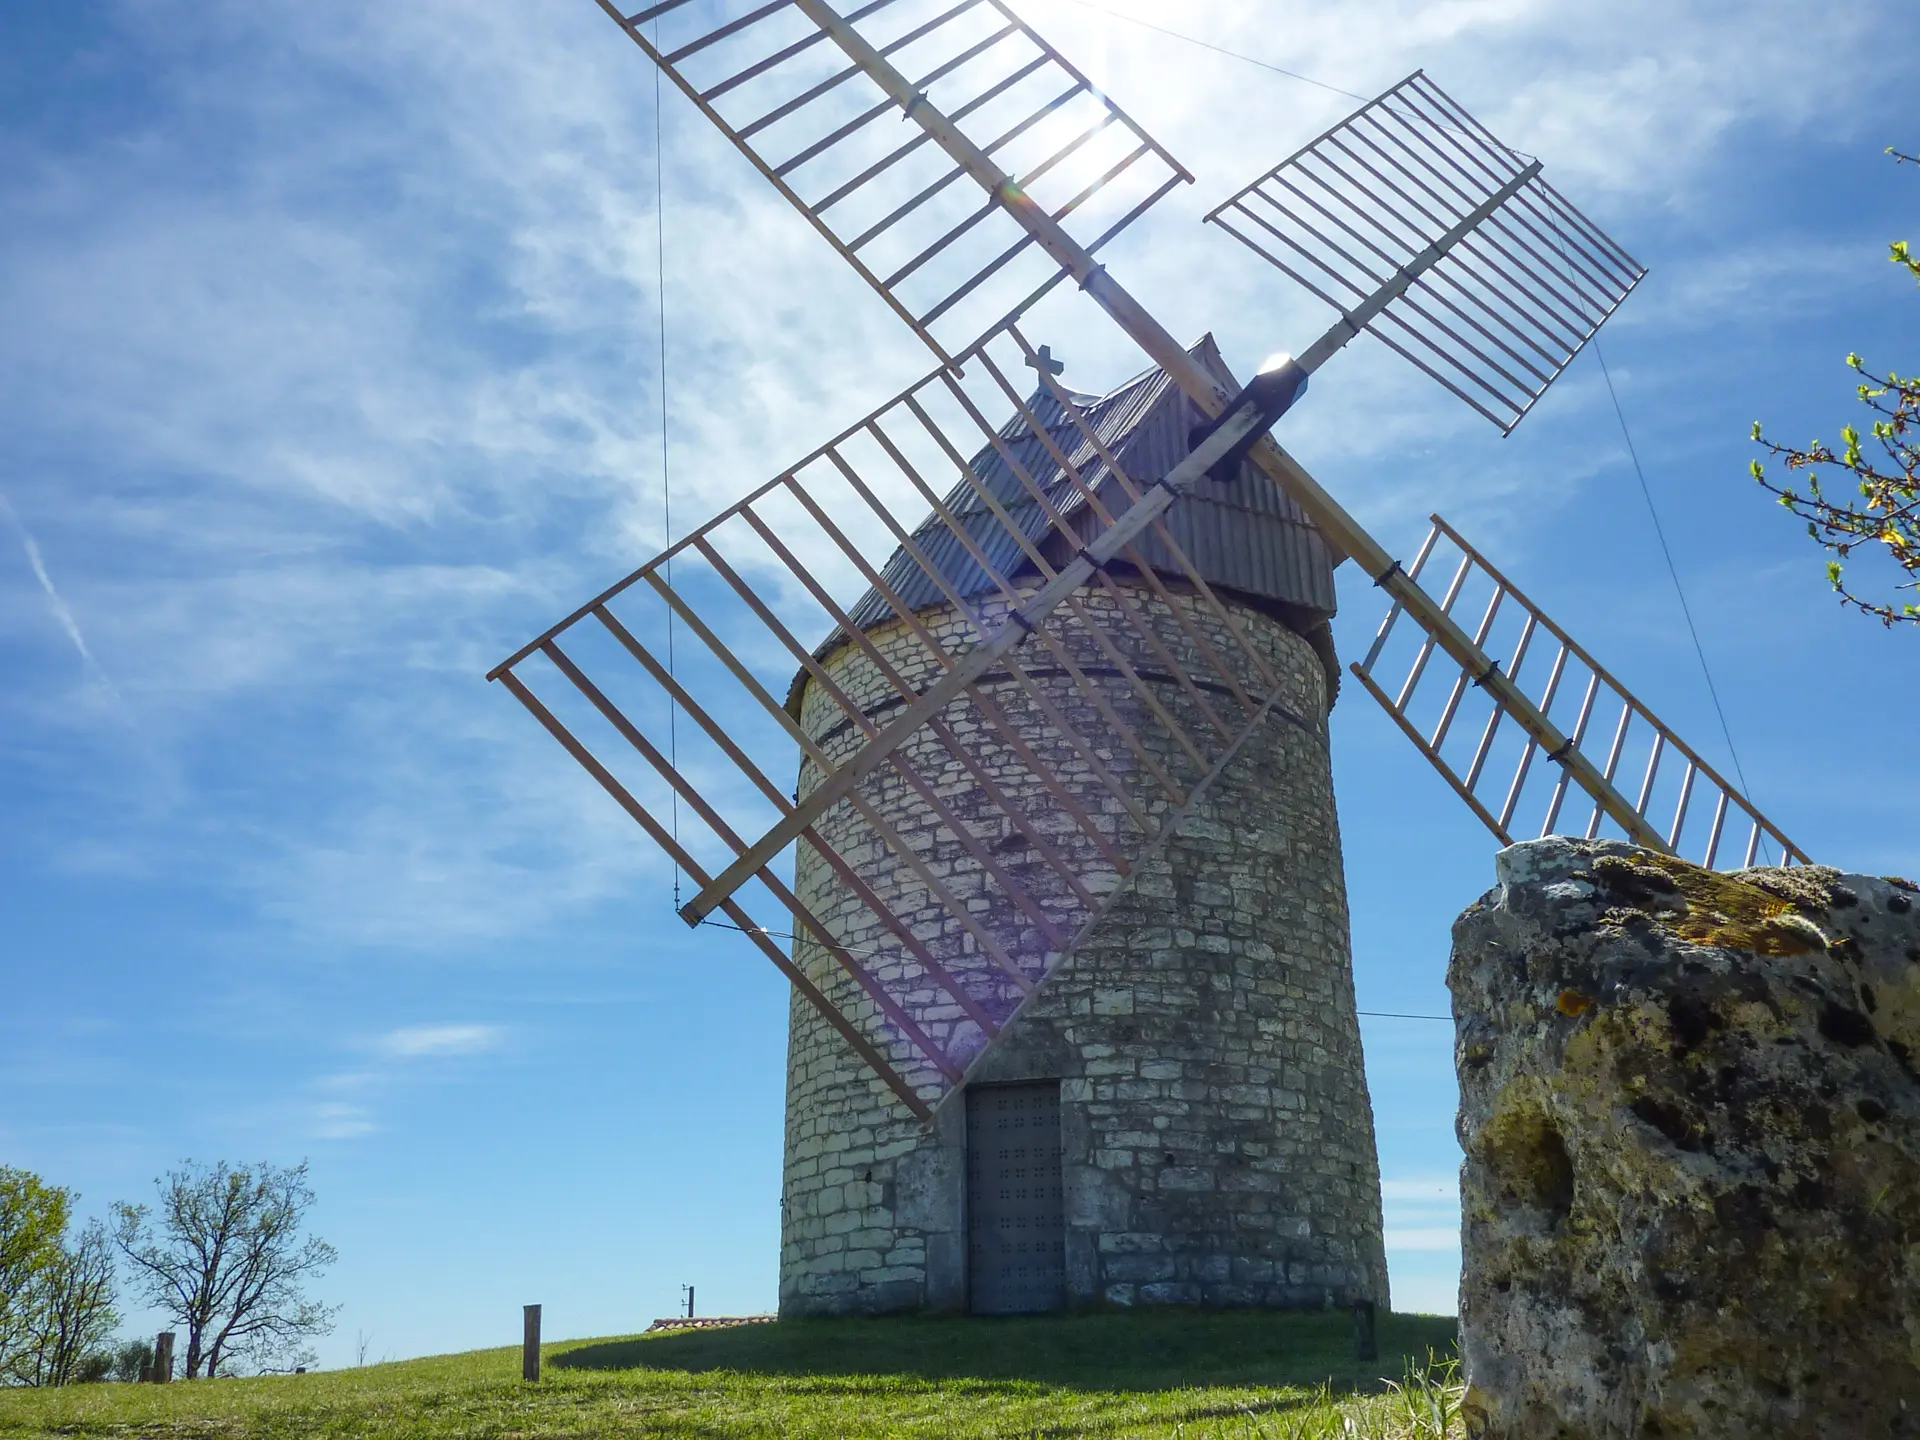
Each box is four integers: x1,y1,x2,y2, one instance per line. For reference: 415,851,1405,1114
1352,516,1808,867
597,0,1190,363
1207,71,1647,433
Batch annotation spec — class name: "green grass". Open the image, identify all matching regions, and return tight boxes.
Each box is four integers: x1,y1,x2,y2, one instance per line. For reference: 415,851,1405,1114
0,1311,1463,1438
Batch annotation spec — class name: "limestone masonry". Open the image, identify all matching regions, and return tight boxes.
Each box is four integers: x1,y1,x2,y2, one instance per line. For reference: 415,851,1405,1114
1453,836,1920,1439
778,578,1388,1316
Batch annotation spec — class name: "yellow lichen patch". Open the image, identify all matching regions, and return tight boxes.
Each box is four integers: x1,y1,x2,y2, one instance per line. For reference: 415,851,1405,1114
1558,989,1595,1017
1726,997,1795,1045
1876,974,1920,1054
1462,1384,1496,1439
1477,1084,1576,1218
1557,1004,1676,1129
1595,852,1829,956
1570,997,1670,1059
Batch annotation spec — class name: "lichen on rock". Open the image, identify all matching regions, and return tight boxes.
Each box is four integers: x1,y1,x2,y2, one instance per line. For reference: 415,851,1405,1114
1452,836,1920,1439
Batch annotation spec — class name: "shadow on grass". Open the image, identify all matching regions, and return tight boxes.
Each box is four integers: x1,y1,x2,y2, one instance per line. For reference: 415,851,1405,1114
553,1310,1456,1394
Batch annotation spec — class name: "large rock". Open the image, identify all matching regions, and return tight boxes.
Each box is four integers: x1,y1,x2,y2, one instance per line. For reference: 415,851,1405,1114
1452,837,1920,1439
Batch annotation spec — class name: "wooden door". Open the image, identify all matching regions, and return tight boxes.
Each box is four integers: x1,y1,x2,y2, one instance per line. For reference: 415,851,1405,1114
966,1081,1065,1314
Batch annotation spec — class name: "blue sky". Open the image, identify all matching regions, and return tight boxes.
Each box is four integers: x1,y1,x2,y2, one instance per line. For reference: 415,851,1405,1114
1,0,1913,1365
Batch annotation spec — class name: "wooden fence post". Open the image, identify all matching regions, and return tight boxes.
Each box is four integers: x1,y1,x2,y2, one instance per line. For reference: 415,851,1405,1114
153,1332,175,1383
523,1304,541,1383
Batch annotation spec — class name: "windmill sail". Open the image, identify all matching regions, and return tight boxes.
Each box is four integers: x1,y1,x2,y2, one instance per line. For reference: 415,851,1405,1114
1207,71,1648,434
1352,515,1809,869
598,0,1191,362
491,322,1332,1118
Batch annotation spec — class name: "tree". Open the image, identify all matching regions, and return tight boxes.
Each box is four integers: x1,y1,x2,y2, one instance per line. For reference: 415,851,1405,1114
1751,147,1918,626
2,1171,121,1388
0,1168,71,1381
112,1161,338,1379
70,1348,116,1385
104,1337,154,1384
12,1221,119,1387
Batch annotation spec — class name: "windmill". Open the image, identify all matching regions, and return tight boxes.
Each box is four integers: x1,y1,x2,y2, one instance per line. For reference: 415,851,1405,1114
490,0,1808,1317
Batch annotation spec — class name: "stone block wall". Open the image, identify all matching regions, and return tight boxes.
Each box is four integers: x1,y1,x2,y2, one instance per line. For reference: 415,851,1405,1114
779,579,1388,1315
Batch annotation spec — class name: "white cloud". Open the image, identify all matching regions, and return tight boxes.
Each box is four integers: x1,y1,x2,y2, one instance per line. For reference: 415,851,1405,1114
0,0,934,950
1057,0,1895,206
377,1024,507,1060
1385,1226,1462,1252
4,495,97,668
1632,238,1893,334
0,489,131,721
290,1025,508,1141
311,1101,378,1141
1382,1177,1460,1203
1382,1175,1462,1256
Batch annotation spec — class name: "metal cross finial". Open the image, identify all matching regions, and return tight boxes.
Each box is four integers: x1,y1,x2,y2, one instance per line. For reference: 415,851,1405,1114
1026,344,1065,377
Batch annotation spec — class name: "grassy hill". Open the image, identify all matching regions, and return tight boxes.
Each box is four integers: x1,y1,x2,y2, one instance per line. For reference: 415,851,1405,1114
0,1310,1462,1438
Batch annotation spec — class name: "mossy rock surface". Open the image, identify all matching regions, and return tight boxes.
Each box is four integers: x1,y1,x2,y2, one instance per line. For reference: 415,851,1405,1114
1451,837,1920,1440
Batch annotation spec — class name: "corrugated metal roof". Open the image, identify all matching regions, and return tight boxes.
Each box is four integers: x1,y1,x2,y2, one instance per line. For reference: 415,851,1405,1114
844,337,1338,634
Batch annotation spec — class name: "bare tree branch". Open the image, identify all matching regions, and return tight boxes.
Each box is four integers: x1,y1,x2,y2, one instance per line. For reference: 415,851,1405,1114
113,1161,337,1379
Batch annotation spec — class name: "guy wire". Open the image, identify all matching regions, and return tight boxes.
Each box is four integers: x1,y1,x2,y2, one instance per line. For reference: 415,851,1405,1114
1592,339,1773,865
1036,2,1523,159
1044,0,1368,101
655,15,681,904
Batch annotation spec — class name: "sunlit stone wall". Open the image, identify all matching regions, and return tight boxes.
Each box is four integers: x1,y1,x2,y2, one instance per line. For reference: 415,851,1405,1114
778,579,1388,1316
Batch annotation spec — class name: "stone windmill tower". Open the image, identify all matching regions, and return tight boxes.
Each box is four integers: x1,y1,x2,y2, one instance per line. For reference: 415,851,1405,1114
779,340,1383,1315
490,0,1809,1319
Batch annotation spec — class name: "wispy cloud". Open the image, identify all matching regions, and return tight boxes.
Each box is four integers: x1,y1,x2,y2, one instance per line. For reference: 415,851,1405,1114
311,1101,378,1141
1385,1226,1462,1253
297,1023,511,1140
1382,1176,1460,1253
0,489,127,716
8,503,94,665
377,1023,506,1060
1381,1178,1460,1203
0,0,927,950
1634,238,1894,333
